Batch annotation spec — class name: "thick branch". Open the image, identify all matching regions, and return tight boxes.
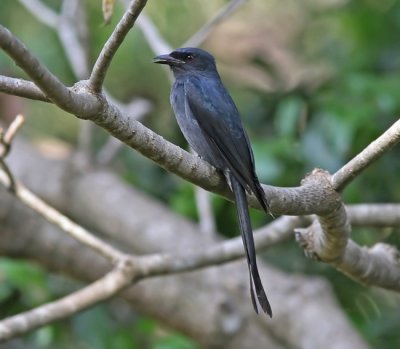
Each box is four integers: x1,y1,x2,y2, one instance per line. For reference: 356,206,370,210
298,219,400,291
296,194,400,290
89,0,148,92
337,241,400,289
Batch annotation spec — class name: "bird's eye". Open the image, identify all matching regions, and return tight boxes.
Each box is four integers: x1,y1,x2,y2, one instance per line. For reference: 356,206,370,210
186,54,194,61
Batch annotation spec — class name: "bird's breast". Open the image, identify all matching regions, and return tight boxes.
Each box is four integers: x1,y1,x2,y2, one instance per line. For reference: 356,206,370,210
170,81,220,166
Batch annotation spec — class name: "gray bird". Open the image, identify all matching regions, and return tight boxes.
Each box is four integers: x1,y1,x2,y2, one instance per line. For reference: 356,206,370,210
153,47,272,316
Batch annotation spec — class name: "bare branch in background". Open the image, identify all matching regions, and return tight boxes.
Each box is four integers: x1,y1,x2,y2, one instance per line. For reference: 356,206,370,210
19,0,94,161
138,215,307,278
59,0,90,79
195,187,217,236
347,204,400,227
1,115,25,145
136,13,172,54
332,119,400,191
18,0,58,28
89,0,148,92
0,263,134,342
183,0,249,47
0,115,25,192
0,173,124,263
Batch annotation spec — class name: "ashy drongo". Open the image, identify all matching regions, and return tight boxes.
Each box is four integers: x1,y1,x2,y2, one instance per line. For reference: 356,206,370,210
153,47,272,316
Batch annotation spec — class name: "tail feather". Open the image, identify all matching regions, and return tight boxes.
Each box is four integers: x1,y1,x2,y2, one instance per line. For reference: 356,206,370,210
230,173,272,317
252,177,270,216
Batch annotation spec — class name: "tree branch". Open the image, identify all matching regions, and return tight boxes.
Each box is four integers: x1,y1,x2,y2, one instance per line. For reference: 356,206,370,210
1,140,371,348
136,12,172,54
89,0,148,92
138,216,306,277
0,263,134,342
183,0,248,48
0,76,49,102
18,0,59,28
332,119,400,191
0,171,124,263
296,172,400,291
0,25,92,114
0,115,25,192
58,0,90,79
195,187,217,235
347,204,400,227
96,98,152,165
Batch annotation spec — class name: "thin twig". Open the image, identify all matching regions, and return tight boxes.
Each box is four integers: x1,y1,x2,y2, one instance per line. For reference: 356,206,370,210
138,216,305,277
2,114,25,145
0,262,135,342
0,115,25,192
0,170,124,262
136,13,172,54
0,25,91,114
89,0,148,92
183,0,248,47
0,76,49,102
332,119,400,191
59,0,90,79
0,161,15,193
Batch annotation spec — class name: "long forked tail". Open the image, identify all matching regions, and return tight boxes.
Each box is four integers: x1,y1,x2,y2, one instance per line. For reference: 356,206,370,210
229,173,272,317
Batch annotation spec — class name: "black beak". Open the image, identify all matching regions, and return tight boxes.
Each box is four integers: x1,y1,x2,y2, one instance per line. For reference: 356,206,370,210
152,54,185,66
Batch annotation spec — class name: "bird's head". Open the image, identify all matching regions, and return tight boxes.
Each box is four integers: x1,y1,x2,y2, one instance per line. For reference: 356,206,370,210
153,47,217,76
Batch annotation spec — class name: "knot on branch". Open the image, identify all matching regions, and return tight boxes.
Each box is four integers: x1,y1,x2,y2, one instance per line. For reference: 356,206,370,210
70,80,104,118
295,169,350,262
117,256,140,283
301,168,342,212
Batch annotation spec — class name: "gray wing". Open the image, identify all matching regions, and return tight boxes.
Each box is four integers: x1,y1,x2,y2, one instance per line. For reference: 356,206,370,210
184,76,256,192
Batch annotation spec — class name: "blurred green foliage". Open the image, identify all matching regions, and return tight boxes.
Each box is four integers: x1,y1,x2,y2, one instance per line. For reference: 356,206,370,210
1,0,400,348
